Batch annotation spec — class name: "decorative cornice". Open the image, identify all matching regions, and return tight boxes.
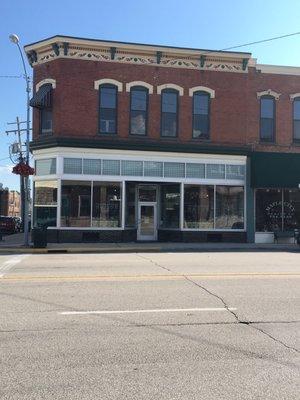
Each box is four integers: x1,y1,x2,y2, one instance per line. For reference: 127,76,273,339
94,79,123,91
157,84,184,96
36,78,56,91
126,81,154,94
189,86,215,98
24,36,252,74
257,89,281,100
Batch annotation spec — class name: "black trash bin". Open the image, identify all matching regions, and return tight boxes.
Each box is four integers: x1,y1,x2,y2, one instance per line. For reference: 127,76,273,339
32,226,47,248
294,229,300,245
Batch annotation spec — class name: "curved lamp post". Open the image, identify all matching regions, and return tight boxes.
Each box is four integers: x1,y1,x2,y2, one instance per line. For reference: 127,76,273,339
9,34,31,247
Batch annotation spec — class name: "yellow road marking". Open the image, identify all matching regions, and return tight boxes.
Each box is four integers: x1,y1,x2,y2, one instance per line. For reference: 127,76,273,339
1,272,300,282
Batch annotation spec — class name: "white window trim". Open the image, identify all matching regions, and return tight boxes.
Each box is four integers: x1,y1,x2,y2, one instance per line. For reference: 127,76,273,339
290,93,300,100
94,79,123,91
257,89,280,100
126,81,153,94
157,83,184,96
36,78,56,91
189,86,215,98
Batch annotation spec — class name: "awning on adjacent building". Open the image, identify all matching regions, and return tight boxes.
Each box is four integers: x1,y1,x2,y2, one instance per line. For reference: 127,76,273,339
30,83,52,108
251,152,300,188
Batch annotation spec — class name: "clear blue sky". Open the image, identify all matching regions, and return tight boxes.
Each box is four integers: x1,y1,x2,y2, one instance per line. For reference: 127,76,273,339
1,0,300,190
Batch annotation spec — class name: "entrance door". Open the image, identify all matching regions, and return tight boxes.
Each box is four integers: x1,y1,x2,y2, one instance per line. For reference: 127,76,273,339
137,203,157,241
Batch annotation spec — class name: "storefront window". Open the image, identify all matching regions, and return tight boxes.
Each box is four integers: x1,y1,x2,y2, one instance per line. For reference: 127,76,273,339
184,185,214,229
92,182,121,227
160,184,180,228
33,180,57,227
255,189,282,232
61,181,91,227
283,189,300,230
125,183,136,228
256,188,300,232
215,186,244,229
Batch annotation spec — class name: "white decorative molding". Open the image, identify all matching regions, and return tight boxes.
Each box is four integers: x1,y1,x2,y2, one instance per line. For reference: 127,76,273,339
257,89,281,100
189,86,215,98
126,81,153,94
290,93,300,100
36,78,56,91
94,79,123,91
157,84,184,96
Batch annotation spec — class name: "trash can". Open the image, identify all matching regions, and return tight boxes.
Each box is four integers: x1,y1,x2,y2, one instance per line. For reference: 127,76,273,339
32,226,47,248
294,229,300,245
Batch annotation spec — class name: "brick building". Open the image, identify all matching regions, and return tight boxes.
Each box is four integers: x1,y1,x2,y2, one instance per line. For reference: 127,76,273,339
0,186,20,217
25,35,300,243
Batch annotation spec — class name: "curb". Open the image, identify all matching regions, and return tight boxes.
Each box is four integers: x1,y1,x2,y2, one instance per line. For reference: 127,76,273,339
0,245,299,254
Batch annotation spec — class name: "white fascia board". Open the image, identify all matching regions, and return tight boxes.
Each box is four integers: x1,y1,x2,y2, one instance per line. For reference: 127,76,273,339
257,64,300,76
32,147,247,163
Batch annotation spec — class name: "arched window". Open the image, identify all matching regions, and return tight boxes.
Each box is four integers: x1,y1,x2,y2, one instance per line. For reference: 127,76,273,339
293,97,300,142
130,86,148,135
161,89,178,137
260,95,275,142
193,91,210,139
99,84,117,134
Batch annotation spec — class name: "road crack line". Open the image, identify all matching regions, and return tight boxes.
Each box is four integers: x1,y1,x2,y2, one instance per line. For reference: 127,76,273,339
136,254,173,273
184,275,300,354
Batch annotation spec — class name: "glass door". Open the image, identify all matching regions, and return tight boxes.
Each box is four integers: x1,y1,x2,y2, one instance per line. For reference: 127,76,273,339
137,203,157,241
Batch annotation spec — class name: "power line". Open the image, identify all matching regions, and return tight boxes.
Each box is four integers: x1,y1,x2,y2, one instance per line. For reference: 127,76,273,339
0,75,22,78
220,31,300,52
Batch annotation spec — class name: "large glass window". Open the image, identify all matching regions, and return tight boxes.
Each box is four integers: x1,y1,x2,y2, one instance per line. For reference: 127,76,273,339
33,180,57,227
125,183,136,228
293,97,300,142
215,186,244,229
161,89,178,137
260,96,275,142
130,87,148,135
99,84,117,134
92,182,121,227
184,185,214,229
160,184,180,228
35,158,56,175
193,92,210,138
61,181,91,227
256,188,300,232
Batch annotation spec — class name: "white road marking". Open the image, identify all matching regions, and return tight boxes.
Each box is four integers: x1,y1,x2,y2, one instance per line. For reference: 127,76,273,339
60,307,237,316
0,255,29,278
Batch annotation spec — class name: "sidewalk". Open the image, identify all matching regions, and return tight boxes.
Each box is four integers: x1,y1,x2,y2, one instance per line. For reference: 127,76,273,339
0,233,299,254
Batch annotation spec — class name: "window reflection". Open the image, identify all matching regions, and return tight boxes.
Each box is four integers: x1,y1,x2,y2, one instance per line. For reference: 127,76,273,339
61,181,91,227
92,182,121,227
160,184,180,228
215,186,244,229
184,185,214,229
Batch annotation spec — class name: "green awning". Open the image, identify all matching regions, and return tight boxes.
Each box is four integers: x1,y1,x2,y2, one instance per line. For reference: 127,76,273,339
251,152,300,188
30,84,52,109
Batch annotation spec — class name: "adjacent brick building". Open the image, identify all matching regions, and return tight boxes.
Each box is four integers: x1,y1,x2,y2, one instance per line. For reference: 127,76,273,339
25,35,300,243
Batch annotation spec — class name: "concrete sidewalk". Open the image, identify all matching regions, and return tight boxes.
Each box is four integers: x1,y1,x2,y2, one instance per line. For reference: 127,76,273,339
0,233,299,253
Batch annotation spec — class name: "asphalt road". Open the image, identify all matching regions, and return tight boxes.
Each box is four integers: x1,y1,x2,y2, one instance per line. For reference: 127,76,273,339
0,251,299,399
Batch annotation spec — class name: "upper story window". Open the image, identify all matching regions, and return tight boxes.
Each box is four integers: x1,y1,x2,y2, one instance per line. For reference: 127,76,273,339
293,97,300,142
193,91,210,139
130,86,148,135
99,84,117,134
260,96,275,142
161,89,178,137
30,82,53,135
40,108,53,135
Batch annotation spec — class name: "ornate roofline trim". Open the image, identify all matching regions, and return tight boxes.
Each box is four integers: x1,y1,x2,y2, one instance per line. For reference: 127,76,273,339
36,78,56,91
157,84,184,96
94,79,123,91
189,86,215,98
257,89,281,100
126,81,153,94
290,93,300,100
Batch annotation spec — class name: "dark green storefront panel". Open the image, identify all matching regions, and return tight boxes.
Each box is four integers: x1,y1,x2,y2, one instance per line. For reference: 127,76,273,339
251,152,300,188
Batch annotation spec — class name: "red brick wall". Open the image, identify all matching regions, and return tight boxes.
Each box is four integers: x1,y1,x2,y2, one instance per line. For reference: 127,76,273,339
32,58,300,153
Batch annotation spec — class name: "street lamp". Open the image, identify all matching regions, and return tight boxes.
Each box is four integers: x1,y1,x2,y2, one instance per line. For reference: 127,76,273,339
9,33,31,247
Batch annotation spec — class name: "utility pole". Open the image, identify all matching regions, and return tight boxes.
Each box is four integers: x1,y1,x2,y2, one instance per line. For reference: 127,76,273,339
6,117,30,232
